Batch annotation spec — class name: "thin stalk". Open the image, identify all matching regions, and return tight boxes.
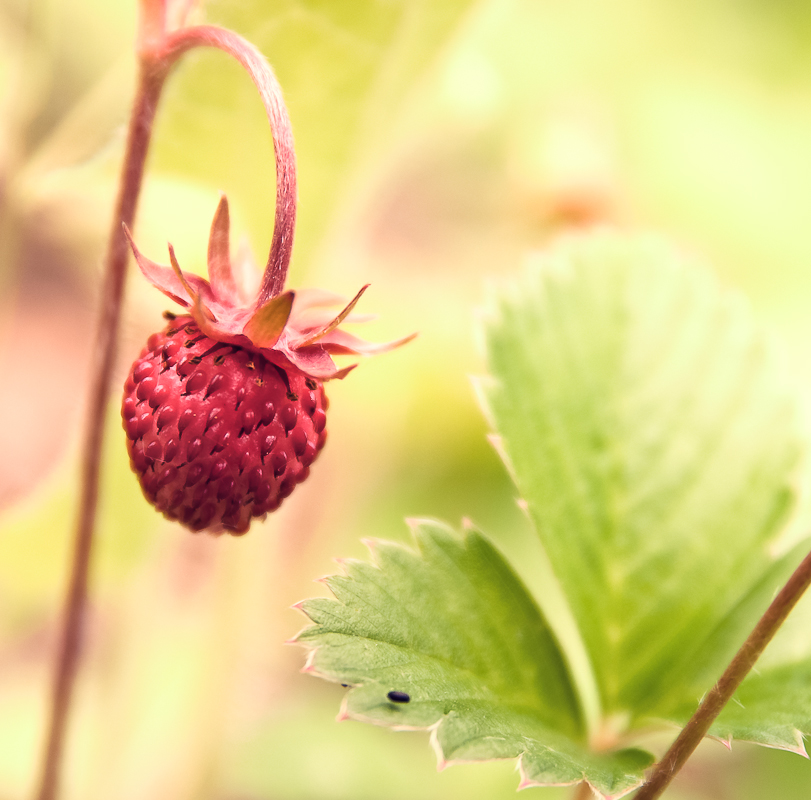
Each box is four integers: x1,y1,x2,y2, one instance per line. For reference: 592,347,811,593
33,58,169,800
634,546,811,800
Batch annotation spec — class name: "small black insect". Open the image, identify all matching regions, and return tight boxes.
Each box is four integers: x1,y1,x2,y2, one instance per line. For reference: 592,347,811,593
387,690,411,704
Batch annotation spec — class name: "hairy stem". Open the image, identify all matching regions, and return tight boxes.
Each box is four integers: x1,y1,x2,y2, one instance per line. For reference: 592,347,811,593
634,546,811,800
160,25,297,303
33,58,168,800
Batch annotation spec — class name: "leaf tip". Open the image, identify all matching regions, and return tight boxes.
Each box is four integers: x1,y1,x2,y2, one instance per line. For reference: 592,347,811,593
404,516,435,533
360,537,379,554
428,725,448,771
783,729,808,757
299,649,318,674
515,754,531,789
486,434,517,482
336,697,352,722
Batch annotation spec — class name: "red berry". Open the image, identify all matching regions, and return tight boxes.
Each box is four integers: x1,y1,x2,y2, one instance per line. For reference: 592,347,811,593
122,316,327,535
122,195,413,534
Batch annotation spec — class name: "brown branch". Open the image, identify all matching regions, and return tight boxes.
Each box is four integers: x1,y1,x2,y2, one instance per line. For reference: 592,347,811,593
634,546,811,800
33,59,169,800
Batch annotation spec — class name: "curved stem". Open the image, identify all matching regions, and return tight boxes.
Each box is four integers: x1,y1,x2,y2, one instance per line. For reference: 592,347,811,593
33,59,169,800
161,25,297,304
634,546,811,800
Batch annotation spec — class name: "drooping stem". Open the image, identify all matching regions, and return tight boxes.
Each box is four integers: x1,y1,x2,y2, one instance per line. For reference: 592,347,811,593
33,58,170,800
160,25,297,304
634,546,811,800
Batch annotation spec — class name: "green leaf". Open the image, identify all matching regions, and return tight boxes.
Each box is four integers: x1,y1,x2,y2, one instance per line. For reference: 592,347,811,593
480,233,804,722
710,660,811,754
300,231,810,782
295,519,653,797
671,568,811,752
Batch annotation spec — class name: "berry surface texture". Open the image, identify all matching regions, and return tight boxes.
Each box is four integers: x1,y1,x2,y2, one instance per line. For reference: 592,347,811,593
122,315,328,535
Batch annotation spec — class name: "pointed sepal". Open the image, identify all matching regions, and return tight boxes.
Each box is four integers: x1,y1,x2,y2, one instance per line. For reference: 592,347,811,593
295,285,370,347
207,194,240,306
126,197,413,381
317,329,418,356
124,225,195,307
244,291,295,348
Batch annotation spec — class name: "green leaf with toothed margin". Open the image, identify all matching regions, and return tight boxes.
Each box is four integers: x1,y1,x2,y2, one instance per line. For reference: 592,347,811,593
294,520,654,798
669,583,811,754
298,231,811,788
707,660,811,754
480,231,808,734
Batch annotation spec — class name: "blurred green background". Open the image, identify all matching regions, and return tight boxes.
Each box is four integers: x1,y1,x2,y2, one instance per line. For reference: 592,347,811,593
2,0,811,797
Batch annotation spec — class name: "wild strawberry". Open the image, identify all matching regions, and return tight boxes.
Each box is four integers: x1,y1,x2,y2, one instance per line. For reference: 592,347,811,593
122,196,412,534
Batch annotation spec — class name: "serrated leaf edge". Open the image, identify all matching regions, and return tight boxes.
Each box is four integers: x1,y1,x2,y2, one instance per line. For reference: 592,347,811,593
517,755,646,800
290,527,647,799
710,728,809,758
327,683,644,800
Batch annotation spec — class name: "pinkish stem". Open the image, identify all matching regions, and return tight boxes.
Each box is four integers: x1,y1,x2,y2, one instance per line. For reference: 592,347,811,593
33,58,170,800
634,546,811,800
160,25,297,304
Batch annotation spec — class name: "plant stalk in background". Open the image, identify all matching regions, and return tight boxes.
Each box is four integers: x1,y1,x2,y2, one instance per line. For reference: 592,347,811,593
33,45,168,800
34,2,294,796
